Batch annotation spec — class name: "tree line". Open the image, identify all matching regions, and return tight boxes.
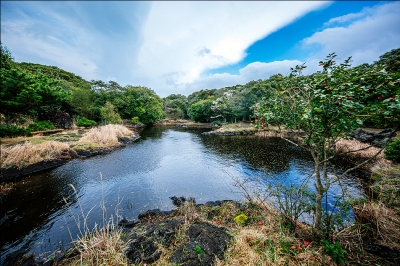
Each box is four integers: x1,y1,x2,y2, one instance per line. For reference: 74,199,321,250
1,42,399,131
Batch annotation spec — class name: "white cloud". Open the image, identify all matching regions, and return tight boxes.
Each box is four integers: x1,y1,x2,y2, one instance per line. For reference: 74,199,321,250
183,60,303,94
303,2,400,66
134,1,329,95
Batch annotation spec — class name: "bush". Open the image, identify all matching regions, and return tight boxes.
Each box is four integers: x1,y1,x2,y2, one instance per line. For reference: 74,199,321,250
76,117,97,127
26,120,55,132
0,124,28,138
384,138,400,162
131,117,140,124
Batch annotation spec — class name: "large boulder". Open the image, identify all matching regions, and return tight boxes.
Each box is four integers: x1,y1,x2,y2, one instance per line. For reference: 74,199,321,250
39,110,73,129
170,222,233,266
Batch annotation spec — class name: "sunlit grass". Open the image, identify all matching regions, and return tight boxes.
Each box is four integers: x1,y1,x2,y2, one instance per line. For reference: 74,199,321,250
0,141,71,168
78,124,133,147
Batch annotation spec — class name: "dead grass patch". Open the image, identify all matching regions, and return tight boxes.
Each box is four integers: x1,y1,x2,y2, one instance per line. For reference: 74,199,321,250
79,124,132,147
0,182,16,195
353,202,400,251
336,139,384,161
64,224,127,266
1,141,71,168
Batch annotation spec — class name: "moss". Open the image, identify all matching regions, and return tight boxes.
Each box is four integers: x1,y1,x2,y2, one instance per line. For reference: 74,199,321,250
234,213,248,226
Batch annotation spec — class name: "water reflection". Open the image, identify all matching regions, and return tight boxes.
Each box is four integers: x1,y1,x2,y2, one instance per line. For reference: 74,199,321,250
0,126,364,263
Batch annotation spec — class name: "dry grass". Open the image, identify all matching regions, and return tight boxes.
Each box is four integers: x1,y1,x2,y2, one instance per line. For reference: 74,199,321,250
64,224,127,266
336,139,384,160
0,182,16,195
353,202,400,251
1,141,71,168
79,124,132,147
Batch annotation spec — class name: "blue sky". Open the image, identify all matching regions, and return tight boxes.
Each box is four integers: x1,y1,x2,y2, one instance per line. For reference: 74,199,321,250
1,1,399,97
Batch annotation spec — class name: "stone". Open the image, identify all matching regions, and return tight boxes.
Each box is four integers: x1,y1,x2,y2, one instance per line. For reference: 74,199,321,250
170,222,232,266
39,110,73,129
123,219,183,264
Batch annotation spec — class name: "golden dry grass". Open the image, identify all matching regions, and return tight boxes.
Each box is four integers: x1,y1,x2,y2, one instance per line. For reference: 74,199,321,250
79,124,133,147
353,202,400,251
0,182,16,195
336,139,384,160
62,225,127,266
1,141,70,168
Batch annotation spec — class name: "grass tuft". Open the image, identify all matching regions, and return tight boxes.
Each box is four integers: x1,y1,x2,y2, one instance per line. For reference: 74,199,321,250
78,124,133,147
1,141,71,168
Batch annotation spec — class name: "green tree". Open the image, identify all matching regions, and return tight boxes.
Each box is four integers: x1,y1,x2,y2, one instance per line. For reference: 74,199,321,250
100,101,122,124
254,53,399,234
188,97,215,122
0,43,14,70
0,67,72,116
375,47,400,73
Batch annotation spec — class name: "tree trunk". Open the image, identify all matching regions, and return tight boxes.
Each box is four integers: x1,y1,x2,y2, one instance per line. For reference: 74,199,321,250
314,159,323,230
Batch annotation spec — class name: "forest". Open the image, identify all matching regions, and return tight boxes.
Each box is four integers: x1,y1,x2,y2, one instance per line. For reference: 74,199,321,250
1,43,399,137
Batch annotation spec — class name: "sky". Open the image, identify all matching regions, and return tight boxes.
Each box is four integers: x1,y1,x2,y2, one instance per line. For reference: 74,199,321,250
1,1,399,97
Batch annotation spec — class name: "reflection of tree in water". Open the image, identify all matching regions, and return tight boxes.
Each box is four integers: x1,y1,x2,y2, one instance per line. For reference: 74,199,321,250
0,170,79,255
200,135,313,174
137,125,166,140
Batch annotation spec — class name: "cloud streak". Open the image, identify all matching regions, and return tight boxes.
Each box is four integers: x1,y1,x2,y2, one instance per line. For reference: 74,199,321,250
303,1,400,66
135,1,329,94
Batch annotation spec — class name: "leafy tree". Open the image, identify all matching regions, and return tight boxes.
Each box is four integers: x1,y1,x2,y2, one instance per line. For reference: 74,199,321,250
375,47,400,73
188,97,215,122
254,53,399,234
163,94,188,120
0,43,14,70
0,67,72,116
100,101,122,124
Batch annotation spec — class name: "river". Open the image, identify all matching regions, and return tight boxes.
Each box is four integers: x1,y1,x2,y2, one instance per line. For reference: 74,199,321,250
0,126,364,263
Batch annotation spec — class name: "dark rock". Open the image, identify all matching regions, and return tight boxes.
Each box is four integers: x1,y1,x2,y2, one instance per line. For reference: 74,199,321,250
0,156,75,183
39,110,73,129
170,222,233,266
118,218,139,227
3,252,40,266
145,220,184,247
170,196,187,207
350,128,396,147
363,243,400,260
124,234,161,264
123,219,183,264
138,209,172,221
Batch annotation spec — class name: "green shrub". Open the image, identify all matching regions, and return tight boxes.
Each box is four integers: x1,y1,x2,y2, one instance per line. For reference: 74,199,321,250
321,239,347,264
384,138,400,162
27,120,55,132
76,117,97,127
0,124,29,138
234,213,248,226
131,116,140,124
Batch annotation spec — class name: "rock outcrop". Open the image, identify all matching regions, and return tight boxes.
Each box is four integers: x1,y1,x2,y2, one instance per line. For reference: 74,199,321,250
350,128,396,148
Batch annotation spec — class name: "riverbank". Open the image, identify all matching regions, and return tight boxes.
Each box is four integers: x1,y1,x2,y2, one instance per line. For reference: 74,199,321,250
0,124,139,183
7,196,399,266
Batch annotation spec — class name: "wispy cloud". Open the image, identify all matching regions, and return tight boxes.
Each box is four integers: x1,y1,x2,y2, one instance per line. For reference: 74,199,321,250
303,1,400,67
134,1,329,95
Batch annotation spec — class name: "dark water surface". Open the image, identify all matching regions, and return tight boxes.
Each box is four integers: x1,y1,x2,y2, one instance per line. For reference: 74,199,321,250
0,126,363,262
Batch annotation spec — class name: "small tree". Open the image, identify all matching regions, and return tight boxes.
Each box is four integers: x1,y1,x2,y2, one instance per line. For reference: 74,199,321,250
100,101,122,124
254,53,399,235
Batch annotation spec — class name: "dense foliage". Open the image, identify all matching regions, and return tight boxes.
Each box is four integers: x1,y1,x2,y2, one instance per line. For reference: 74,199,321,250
253,53,400,234
384,138,400,162
76,117,97,127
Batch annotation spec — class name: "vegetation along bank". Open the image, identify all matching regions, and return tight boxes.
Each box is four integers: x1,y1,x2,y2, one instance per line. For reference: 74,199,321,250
1,43,400,265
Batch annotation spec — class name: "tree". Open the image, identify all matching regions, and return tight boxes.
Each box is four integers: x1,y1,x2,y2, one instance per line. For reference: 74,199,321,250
100,101,122,124
188,97,215,122
254,53,399,234
0,67,72,116
375,47,400,73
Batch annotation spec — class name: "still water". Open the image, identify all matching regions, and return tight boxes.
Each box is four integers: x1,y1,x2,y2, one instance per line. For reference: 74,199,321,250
0,126,363,262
